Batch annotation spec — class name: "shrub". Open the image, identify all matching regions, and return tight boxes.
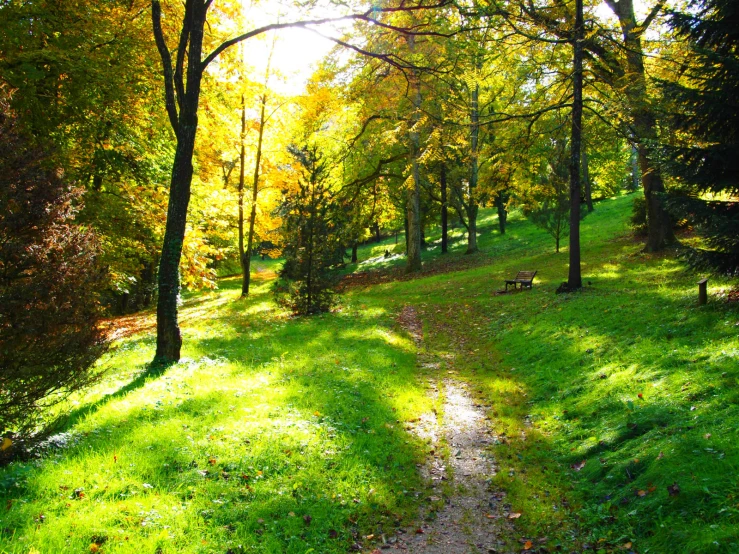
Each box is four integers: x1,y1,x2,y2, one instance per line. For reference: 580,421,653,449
0,98,108,449
630,195,649,237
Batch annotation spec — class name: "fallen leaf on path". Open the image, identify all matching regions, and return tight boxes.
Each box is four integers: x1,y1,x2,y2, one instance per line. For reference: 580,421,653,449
523,540,533,549
508,512,522,519
571,460,586,471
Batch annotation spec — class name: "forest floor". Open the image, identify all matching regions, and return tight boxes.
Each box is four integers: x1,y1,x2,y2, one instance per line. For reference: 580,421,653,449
1,193,738,554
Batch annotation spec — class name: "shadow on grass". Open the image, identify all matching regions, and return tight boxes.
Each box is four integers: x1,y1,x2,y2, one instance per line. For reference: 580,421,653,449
0,286,432,554
64,359,175,429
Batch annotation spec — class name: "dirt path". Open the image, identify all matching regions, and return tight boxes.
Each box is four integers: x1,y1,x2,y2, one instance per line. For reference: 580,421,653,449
389,307,514,554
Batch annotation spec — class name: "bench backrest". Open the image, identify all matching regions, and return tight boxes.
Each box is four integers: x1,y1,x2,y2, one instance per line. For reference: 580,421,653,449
515,270,537,280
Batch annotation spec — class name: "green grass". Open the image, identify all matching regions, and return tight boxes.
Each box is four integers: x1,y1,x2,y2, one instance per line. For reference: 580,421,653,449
355,194,739,553
1,193,737,553
0,274,435,553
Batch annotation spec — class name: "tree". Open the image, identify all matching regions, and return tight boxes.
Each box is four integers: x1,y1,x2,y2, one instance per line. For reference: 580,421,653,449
601,0,676,252
660,0,739,274
0,99,107,443
522,137,572,253
497,0,676,252
274,146,343,315
0,0,172,313
567,0,584,289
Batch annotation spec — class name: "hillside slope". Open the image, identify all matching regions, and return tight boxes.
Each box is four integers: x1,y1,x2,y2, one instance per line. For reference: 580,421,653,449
1,194,737,553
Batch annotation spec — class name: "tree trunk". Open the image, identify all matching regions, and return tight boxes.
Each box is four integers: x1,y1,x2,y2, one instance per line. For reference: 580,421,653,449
567,0,584,290
153,0,206,365
466,80,480,254
238,94,247,296
351,243,358,263
243,93,267,296
582,145,594,212
441,164,448,253
405,39,422,273
495,191,508,234
608,0,675,251
373,222,381,243
404,214,409,254
630,144,640,190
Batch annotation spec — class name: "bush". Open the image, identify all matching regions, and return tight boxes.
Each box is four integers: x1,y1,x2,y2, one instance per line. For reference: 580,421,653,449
0,99,108,449
630,195,649,237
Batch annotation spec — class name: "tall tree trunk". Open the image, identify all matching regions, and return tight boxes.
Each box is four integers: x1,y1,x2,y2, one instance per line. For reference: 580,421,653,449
243,93,267,296
441,164,448,253
404,214,409,253
405,37,422,273
495,191,508,234
238,94,247,296
567,0,584,290
630,144,640,191
372,222,381,243
152,0,206,364
466,80,480,254
582,145,594,212
608,0,675,251
351,243,358,263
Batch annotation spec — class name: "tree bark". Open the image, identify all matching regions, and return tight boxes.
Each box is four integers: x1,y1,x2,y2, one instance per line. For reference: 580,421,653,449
582,145,594,212
441,164,448,253
630,144,640,190
405,39,422,274
152,0,206,364
466,80,480,254
567,0,584,290
606,0,675,251
351,243,358,263
495,191,508,234
238,94,247,296
243,92,267,296
404,214,409,254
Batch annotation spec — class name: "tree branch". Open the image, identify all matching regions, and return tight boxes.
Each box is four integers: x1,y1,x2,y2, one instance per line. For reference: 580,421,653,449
201,1,455,70
639,0,665,34
151,0,179,134
173,1,192,114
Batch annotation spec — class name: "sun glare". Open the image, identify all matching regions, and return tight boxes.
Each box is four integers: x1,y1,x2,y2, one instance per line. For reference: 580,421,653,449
238,1,355,95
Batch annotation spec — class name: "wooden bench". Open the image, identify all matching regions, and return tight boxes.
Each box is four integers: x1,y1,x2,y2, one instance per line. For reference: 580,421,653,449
505,270,537,291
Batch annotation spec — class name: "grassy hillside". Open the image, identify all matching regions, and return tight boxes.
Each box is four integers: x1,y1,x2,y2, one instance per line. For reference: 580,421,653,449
1,193,737,553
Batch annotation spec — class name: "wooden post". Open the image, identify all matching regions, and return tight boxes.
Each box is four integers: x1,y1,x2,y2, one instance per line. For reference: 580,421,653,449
698,278,708,305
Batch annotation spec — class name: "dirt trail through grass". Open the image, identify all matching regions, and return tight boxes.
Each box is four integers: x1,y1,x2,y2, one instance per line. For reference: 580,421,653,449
392,306,513,553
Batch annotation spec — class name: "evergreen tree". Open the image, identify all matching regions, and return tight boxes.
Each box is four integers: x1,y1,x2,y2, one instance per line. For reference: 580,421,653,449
661,0,739,275
274,146,343,315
